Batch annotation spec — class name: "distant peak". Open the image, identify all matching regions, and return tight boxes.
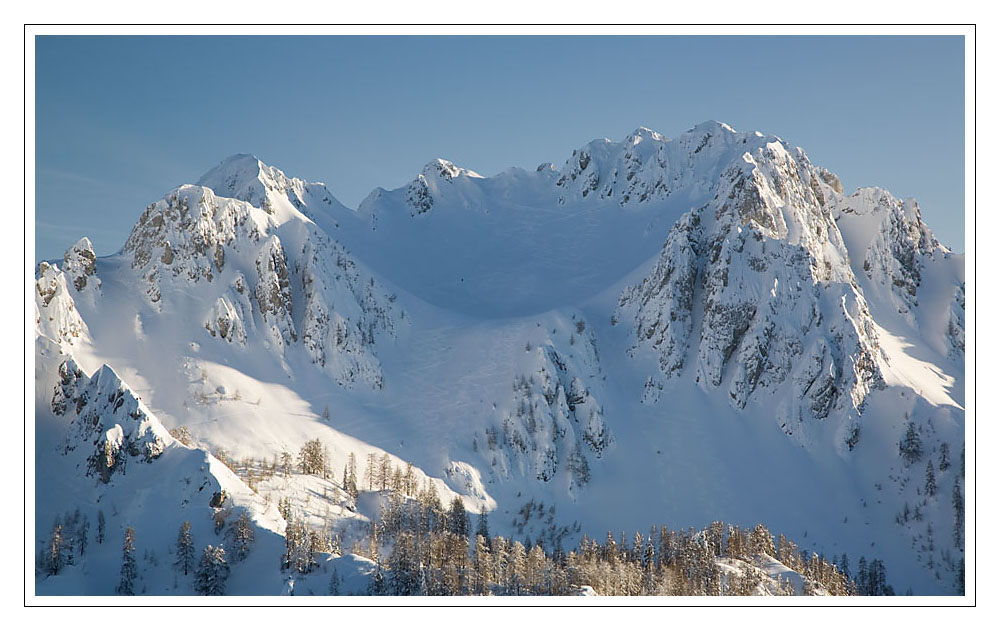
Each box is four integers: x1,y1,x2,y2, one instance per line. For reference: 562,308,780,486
628,126,667,142
197,154,266,189
686,120,738,135
421,158,482,181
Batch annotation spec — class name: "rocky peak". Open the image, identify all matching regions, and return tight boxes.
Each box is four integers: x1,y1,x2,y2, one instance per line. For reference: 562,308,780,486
197,154,336,218
52,359,170,483
62,237,100,293
617,139,885,435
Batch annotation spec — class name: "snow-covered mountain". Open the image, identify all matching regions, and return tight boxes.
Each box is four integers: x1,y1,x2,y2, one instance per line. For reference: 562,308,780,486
33,121,966,596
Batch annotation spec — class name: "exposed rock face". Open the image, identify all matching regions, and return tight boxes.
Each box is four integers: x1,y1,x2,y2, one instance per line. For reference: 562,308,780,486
52,359,169,483
948,284,966,356
35,261,88,349
407,175,433,215
63,237,100,293
120,157,403,390
616,126,885,422
833,189,939,317
403,159,483,216
483,318,610,492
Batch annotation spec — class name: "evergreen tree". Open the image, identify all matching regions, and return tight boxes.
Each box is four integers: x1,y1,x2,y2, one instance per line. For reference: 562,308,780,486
226,512,255,562
952,478,964,548
388,532,420,595
899,422,923,466
475,506,490,541
956,557,964,595
939,442,951,471
194,545,230,595
283,517,315,574
925,460,937,496
76,515,89,557
117,527,137,595
96,510,105,544
328,567,341,595
447,497,469,537
369,560,387,595
175,521,195,575
748,524,776,557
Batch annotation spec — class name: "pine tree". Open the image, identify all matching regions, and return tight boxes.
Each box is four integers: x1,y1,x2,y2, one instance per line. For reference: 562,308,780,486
956,557,964,595
899,422,923,466
388,532,420,595
283,517,314,574
447,497,469,537
226,512,255,562
328,567,341,595
952,478,964,548
369,560,387,595
925,460,937,496
475,506,490,541
194,545,230,595
748,524,776,557
96,510,105,544
76,515,89,557
856,556,868,595
175,521,195,575
117,526,137,595
939,442,951,471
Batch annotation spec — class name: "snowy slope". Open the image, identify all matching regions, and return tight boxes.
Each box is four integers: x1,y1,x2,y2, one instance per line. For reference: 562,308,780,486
33,121,966,596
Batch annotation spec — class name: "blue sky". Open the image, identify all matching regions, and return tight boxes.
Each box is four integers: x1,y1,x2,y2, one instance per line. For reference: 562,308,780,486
34,35,965,259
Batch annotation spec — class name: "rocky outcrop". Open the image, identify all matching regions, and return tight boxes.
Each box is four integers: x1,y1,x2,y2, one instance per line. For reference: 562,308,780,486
52,359,170,483
833,188,941,320
482,318,610,491
35,261,88,349
617,129,885,422
62,238,100,294
122,157,403,390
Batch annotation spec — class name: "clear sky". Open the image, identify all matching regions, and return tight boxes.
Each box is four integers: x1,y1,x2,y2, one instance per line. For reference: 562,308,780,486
34,35,966,260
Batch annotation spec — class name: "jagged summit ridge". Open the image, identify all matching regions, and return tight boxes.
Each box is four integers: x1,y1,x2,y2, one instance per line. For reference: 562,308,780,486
616,126,887,432
120,167,403,389
197,153,343,220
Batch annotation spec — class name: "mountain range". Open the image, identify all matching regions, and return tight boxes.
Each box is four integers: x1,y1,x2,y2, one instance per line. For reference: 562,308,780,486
33,121,965,596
